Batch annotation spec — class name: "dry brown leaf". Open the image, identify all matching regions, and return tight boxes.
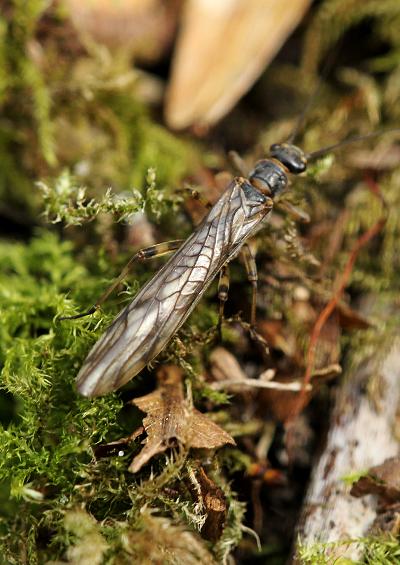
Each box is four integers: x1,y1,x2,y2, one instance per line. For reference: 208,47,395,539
165,0,311,129
209,346,247,383
258,319,297,357
350,457,400,503
312,311,341,371
370,503,400,535
129,365,235,473
336,301,372,330
350,458,400,535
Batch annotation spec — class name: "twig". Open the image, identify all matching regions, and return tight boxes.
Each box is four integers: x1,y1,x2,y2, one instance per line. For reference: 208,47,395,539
211,378,312,392
288,174,388,421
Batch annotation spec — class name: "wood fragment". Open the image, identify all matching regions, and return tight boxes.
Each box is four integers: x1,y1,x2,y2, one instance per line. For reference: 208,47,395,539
294,339,400,562
211,378,312,392
196,467,227,542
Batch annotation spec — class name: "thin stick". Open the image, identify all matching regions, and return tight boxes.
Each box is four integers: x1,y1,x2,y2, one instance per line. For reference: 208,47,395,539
307,128,400,161
288,175,388,422
211,378,312,392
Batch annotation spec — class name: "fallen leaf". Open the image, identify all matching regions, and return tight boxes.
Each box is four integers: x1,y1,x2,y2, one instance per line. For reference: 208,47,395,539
209,346,247,383
336,301,372,330
129,365,235,473
370,503,400,535
351,458,400,536
165,0,312,128
350,457,400,503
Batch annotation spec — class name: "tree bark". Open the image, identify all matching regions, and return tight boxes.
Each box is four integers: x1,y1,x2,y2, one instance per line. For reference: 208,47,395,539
294,338,400,562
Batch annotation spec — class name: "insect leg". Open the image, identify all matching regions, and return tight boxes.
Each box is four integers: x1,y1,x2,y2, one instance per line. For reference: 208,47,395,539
241,244,258,326
228,150,249,176
178,186,213,209
237,246,270,356
276,200,310,223
217,264,230,340
60,240,183,320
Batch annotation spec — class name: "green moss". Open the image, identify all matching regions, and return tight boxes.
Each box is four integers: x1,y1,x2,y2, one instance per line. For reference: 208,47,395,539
38,169,145,226
302,0,400,73
0,228,243,562
297,535,400,564
0,2,197,220
2,0,400,562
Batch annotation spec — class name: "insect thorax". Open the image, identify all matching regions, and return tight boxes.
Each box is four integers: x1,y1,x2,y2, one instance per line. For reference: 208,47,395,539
248,143,307,197
249,159,288,196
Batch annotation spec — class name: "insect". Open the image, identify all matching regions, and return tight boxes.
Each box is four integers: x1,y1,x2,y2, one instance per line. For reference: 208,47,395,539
65,128,397,397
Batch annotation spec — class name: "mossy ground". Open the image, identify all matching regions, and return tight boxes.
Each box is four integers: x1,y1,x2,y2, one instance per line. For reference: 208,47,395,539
1,1,400,563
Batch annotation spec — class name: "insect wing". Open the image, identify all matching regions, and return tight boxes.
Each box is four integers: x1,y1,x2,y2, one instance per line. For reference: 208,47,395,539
77,178,271,396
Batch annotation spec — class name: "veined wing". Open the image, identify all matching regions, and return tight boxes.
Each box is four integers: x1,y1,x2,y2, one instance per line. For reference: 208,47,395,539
77,177,272,396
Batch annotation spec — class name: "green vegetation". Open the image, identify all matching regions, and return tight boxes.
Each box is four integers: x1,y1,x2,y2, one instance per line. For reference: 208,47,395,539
298,535,400,564
1,0,400,563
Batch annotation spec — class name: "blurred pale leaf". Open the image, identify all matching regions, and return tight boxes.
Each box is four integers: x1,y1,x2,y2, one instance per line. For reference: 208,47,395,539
165,0,311,129
64,0,181,62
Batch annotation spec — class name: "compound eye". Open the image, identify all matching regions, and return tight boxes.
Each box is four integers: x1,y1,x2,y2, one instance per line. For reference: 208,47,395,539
289,159,306,174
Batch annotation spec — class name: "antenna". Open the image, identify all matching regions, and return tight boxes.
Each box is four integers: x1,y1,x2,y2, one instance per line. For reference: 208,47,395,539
306,128,400,161
286,77,325,144
286,41,342,144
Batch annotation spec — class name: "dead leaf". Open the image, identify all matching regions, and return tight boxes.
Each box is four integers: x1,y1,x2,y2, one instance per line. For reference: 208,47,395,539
350,457,400,503
258,319,297,357
165,0,312,129
350,458,400,536
129,365,235,473
209,346,247,383
336,301,372,330
247,462,286,486
370,503,400,535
